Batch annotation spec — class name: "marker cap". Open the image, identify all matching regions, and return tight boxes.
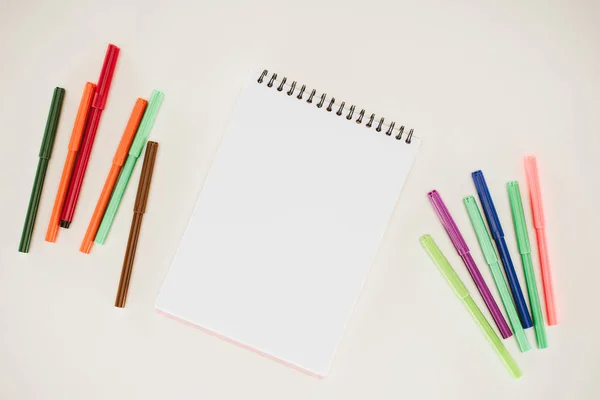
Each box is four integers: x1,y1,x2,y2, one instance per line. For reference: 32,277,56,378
129,90,164,158
428,190,469,255
472,170,504,239
92,44,120,110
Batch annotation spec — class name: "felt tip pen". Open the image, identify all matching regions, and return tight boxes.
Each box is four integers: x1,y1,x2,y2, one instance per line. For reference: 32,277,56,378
94,90,163,245
428,190,512,339
19,87,66,253
464,196,531,352
420,235,522,379
80,98,148,254
59,44,120,228
524,156,558,325
46,82,95,242
508,181,548,347
472,170,533,329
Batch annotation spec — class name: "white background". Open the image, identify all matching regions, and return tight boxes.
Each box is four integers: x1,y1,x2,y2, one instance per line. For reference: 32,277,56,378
0,0,598,399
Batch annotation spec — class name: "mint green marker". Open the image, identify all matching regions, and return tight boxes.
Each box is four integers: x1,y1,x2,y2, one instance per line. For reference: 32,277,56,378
95,90,164,244
464,196,531,353
420,235,522,379
507,182,548,349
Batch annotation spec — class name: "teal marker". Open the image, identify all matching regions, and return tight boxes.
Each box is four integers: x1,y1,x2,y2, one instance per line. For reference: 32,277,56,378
507,182,548,349
464,196,531,353
95,90,164,244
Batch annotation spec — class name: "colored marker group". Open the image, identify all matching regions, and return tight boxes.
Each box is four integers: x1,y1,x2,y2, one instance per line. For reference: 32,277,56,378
18,43,164,308
422,163,557,379
19,43,164,257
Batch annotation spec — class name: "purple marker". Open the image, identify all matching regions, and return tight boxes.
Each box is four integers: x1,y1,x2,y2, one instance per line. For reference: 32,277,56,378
428,190,512,339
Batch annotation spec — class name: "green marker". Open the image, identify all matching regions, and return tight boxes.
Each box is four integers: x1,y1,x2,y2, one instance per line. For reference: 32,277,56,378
507,182,548,349
420,235,522,379
464,196,531,352
95,90,164,244
19,87,66,253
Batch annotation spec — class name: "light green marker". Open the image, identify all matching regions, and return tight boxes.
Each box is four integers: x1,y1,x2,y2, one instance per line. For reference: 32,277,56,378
95,90,164,244
464,196,531,352
420,235,522,379
507,182,548,349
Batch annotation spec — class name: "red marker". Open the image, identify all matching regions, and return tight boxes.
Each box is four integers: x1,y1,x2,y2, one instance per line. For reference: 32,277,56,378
60,44,120,228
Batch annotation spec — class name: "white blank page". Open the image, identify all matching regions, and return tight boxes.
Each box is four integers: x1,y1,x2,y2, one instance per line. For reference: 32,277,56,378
156,74,420,377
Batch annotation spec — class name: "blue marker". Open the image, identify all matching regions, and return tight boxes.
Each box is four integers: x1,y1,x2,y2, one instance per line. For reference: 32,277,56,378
472,170,533,329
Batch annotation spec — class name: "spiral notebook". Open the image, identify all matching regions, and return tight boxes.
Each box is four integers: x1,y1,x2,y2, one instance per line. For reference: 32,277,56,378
156,70,421,377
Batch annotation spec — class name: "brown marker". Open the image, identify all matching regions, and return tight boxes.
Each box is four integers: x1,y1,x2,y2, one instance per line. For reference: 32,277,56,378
115,141,158,308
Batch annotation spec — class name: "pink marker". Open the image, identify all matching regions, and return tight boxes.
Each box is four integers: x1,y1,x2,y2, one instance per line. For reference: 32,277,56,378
524,156,558,325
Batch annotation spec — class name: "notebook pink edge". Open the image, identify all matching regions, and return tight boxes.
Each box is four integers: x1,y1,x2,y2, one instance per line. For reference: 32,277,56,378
155,309,325,379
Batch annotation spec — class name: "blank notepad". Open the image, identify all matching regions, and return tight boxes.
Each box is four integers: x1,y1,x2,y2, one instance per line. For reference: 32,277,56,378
156,71,421,377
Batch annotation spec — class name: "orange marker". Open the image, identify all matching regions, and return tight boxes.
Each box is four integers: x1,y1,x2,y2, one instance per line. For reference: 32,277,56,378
45,82,96,243
79,98,148,254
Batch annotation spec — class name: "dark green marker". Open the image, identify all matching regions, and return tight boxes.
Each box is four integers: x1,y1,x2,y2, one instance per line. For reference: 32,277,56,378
19,87,65,253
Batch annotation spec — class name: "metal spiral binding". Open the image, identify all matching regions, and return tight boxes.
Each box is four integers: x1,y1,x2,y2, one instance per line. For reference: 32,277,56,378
256,70,415,143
